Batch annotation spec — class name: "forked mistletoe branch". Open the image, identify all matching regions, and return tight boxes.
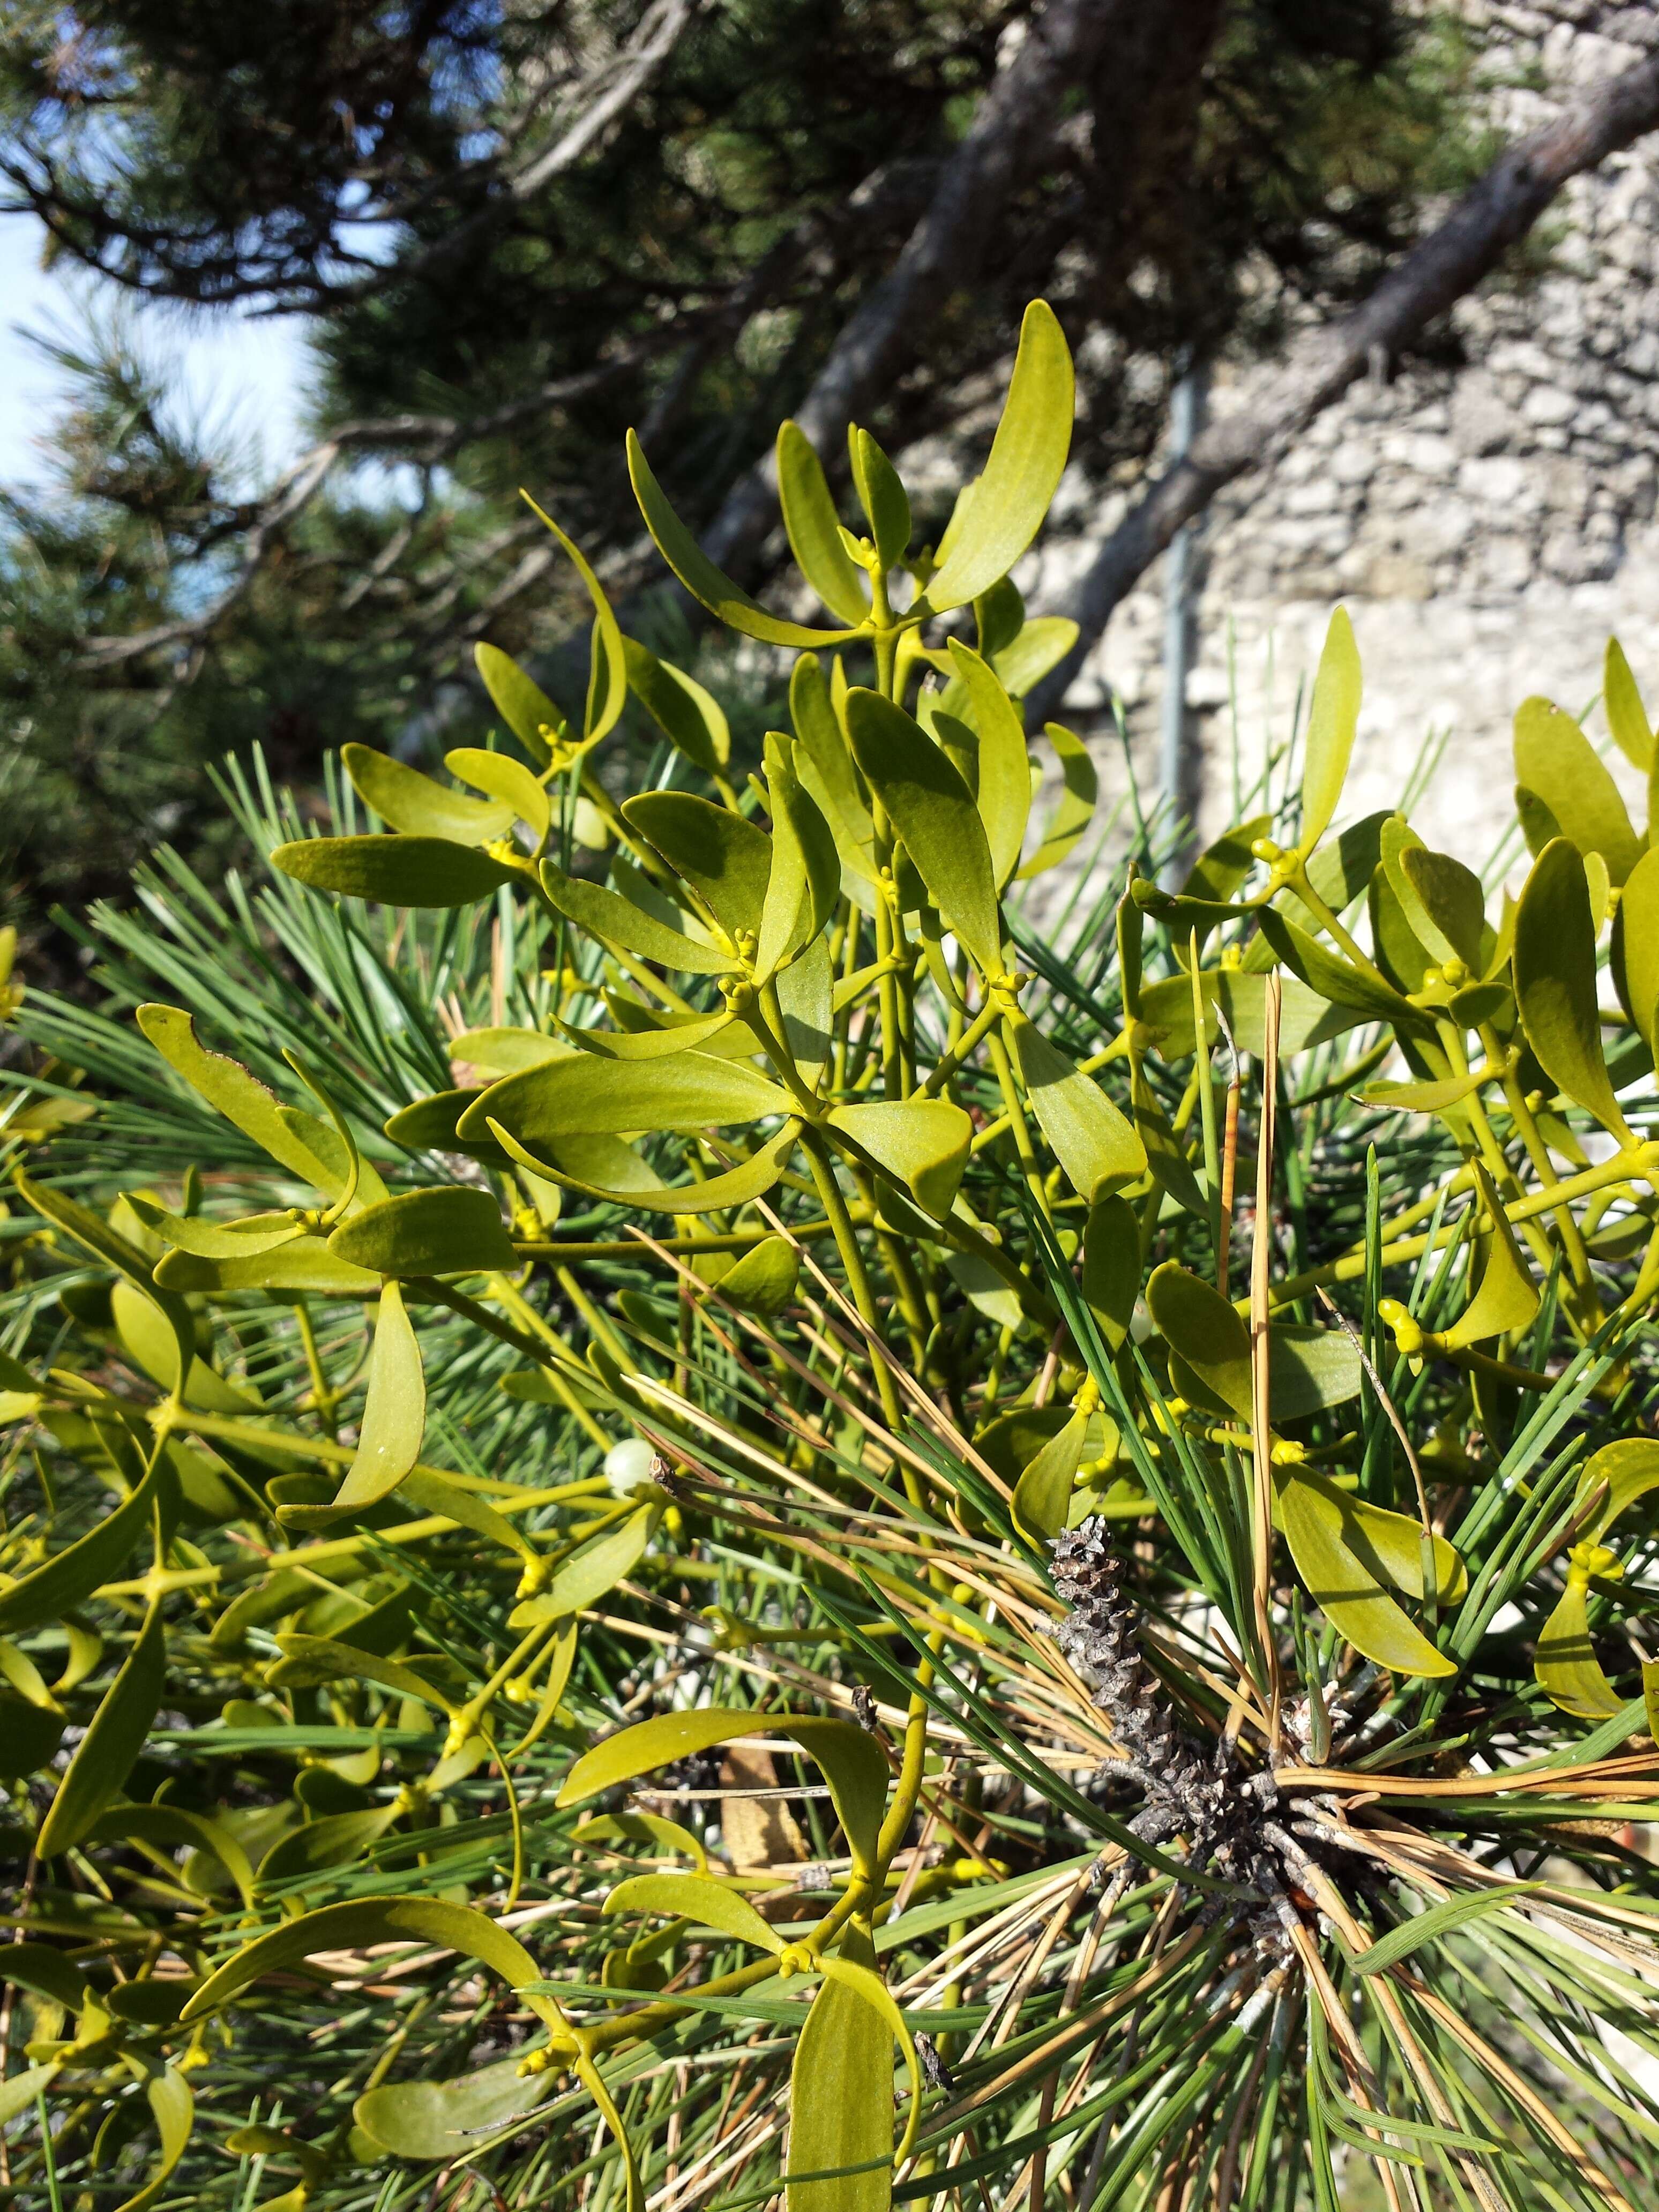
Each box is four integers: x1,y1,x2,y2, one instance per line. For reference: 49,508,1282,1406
10,296,1659,2212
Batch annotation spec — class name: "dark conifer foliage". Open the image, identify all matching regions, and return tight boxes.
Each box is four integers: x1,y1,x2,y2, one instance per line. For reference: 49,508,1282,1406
0,2,1584,925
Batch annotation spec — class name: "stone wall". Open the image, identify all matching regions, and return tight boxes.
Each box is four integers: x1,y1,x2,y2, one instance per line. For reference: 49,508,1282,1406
1030,2,1659,878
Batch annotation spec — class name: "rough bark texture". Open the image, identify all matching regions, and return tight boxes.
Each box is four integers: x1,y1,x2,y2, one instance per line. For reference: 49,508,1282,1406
1029,38,1659,722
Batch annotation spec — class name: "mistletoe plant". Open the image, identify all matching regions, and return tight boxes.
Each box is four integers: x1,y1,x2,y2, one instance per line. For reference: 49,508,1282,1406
9,300,1659,2212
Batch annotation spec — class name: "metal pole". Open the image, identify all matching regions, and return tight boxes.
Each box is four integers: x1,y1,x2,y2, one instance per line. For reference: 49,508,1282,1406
1159,357,1209,886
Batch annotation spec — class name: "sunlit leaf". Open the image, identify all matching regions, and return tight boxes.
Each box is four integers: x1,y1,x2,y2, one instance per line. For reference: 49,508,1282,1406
181,1897,554,2026
778,421,871,624
564,1008,738,1062
993,618,1078,700
111,2063,193,2212
1258,909,1416,1026
1604,637,1653,771
110,1280,262,1413
1536,1544,1626,1718
1573,1436,1659,1540
828,1098,972,1221
510,1505,657,1625
519,494,628,744
712,1235,800,1316
946,639,1032,886
1357,1070,1490,1114
1133,1064,1207,1219
273,833,519,907
849,427,911,570
126,1196,303,1260
1276,1470,1455,1678
475,642,563,765
489,1114,802,1213
925,300,1074,612
398,1469,539,1575
1273,1464,1464,1605
17,1171,196,1394
603,1872,783,1953
757,733,840,982
1298,607,1362,855
453,1026,575,1074
0,2065,62,2129
461,1050,794,1146
1513,696,1641,884
328,1187,518,1277
1513,838,1630,1136
356,2053,554,2162
787,1966,894,2212
557,1708,887,1874
343,744,514,845
278,1281,423,1529
1007,1012,1145,1202
1267,1326,1364,1419
1395,844,1486,969
155,1237,381,1296
843,688,1003,975
539,859,734,973
445,746,552,840
627,429,865,647
1082,1195,1141,1352
1011,1408,1086,1545
1612,841,1659,1057
1148,1261,1251,1418
791,654,877,879
623,792,773,939
623,638,731,775
1295,810,1389,928
777,932,833,1084
1441,1165,1540,1349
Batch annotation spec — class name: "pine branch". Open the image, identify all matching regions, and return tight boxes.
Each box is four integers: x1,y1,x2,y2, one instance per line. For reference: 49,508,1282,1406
699,0,1221,576
2,1,701,312
320,0,703,309
72,349,657,671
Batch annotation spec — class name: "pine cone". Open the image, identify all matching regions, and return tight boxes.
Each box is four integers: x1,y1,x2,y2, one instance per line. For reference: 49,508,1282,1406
1050,1518,1235,1862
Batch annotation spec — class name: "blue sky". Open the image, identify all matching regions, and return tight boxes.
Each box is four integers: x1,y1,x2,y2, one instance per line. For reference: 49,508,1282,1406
0,211,314,493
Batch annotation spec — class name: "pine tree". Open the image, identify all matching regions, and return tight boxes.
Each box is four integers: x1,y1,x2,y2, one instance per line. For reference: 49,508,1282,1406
0,1,1646,926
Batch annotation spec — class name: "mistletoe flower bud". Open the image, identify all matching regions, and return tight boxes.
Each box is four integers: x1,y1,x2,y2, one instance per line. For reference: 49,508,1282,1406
1377,1297,1424,1358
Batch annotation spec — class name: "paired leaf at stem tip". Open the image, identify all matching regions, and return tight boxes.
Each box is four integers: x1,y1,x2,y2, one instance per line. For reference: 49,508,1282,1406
1513,837,1631,1139
924,300,1074,613
557,1707,888,1877
778,421,871,626
1297,606,1361,857
277,1280,424,1530
844,687,1005,975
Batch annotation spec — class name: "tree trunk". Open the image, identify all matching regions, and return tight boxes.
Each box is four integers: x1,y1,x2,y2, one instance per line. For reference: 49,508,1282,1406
700,0,1228,578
